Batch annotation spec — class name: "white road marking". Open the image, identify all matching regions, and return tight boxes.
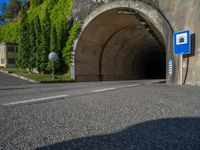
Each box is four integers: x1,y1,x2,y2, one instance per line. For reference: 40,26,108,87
2,95,68,106
91,87,116,93
127,84,141,87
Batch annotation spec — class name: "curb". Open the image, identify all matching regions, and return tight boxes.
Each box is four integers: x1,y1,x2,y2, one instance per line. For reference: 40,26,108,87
39,80,75,84
146,80,166,85
0,70,38,83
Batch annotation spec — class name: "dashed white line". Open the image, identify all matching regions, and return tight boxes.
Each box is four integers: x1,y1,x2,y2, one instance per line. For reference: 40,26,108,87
127,84,141,87
91,87,116,93
2,84,142,106
2,95,68,106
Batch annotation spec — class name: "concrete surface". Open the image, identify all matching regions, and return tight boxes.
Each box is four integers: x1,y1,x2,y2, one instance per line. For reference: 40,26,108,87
0,71,31,86
158,0,200,85
0,70,37,83
71,0,200,85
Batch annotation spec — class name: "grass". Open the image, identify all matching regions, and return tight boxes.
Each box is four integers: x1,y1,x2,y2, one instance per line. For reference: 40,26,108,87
0,67,70,82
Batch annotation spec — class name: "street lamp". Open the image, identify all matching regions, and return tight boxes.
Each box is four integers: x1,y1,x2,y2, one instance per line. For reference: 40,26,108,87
48,52,58,79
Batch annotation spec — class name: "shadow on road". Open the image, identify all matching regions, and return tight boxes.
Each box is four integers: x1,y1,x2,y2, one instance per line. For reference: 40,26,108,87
37,117,200,150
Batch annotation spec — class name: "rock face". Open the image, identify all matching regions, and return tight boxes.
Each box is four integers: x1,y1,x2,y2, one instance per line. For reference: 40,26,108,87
72,0,200,85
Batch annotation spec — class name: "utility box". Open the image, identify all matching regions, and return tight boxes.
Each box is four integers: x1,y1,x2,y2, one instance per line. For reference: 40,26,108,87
0,42,18,68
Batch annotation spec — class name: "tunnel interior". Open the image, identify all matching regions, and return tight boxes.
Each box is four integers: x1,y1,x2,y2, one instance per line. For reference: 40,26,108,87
75,8,166,81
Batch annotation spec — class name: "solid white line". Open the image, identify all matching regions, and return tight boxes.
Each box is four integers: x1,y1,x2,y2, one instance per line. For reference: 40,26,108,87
91,87,116,93
2,95,68,106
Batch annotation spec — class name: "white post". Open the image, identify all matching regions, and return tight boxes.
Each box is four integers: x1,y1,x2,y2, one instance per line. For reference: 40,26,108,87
180,54,183,85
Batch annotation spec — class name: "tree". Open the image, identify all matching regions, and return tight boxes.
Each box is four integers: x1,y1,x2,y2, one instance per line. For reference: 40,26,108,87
50,24,58,52
56,18,73,69
39,30,49,72
17,4,29,68
50,0,58,4
7,0,21,20
28,20,36,70
43,8,51,52
30,0,44,8
34,15,42,72
39,8,51,72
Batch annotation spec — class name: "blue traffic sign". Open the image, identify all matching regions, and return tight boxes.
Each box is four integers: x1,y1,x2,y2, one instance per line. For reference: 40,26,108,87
174,30,191,55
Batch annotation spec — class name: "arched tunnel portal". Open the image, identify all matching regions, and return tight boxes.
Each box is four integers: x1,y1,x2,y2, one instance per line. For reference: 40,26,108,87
73,1,176,83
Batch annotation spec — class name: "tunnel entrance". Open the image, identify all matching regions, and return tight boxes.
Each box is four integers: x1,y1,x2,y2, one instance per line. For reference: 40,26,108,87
98,19,166,81
73,2,174,83
100,49,166,81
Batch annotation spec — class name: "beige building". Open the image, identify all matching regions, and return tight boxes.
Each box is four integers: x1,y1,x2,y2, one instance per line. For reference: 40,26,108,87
0,42,17,68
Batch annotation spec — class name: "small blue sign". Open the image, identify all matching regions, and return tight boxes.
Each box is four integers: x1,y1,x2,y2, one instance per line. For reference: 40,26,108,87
174,30,191,55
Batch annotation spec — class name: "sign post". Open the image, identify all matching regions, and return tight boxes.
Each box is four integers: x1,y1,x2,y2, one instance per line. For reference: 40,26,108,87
174,30,191,85
48,52,58,80
180,54,183,85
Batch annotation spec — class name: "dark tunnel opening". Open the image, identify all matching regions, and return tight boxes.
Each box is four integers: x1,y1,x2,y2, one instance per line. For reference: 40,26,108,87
136,50,166,79
99,24,166,81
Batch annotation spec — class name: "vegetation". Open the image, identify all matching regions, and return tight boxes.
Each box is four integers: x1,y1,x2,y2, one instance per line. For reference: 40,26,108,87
0,67,69,82
0,0,82,78
7,0,22,20
0,22,20,43
17,4,30,68
29,20,37,69
63,21,81,69
0,0,22,25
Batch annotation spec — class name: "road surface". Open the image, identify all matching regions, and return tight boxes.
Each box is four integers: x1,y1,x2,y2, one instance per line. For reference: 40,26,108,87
0,72,31,86
0,80,200,149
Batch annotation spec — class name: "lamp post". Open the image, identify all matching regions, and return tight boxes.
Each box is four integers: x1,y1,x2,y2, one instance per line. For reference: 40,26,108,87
48,52,58,79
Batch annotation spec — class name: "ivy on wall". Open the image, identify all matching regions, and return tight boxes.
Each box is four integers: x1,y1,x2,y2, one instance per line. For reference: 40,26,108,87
63,21,81,68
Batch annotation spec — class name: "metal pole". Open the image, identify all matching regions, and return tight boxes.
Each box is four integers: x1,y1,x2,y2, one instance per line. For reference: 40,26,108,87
52,61,55,80
180,54,183,85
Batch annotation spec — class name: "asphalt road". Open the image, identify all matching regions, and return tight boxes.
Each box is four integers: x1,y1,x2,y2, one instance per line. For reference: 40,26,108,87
0,80,200,149
0,79,161,105
0,72,31,86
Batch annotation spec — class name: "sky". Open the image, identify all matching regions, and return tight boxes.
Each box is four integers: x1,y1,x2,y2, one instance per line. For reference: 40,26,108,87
0,0,9,14
0,0,9,6
0,0,9,4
